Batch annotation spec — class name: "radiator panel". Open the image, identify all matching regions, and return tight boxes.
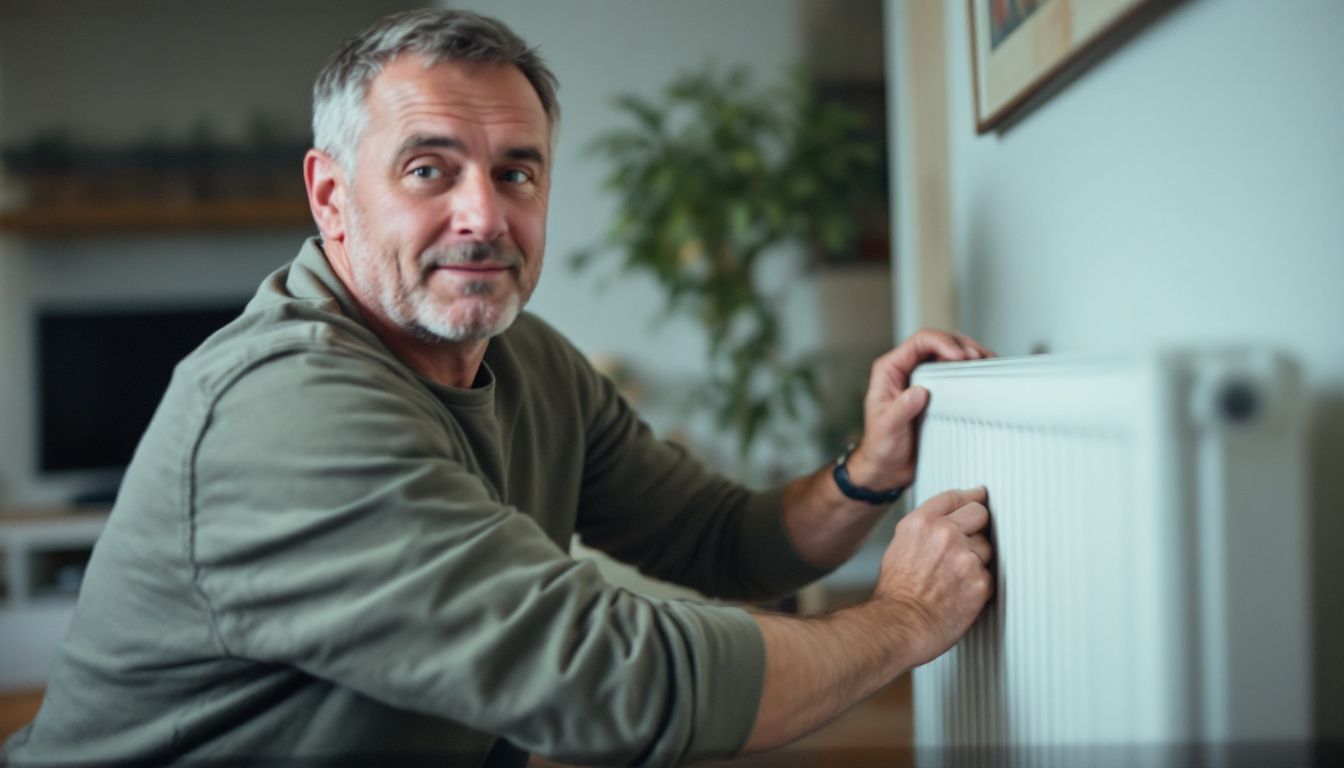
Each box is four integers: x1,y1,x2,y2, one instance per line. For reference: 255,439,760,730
909,351,1308,750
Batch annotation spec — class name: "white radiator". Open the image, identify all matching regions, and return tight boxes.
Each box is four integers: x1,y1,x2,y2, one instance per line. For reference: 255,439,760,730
909,350,1311,756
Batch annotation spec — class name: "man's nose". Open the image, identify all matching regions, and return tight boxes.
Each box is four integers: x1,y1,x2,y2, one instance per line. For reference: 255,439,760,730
452,168,506,241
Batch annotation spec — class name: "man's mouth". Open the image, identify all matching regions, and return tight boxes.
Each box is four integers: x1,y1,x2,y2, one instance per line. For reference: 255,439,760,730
419,243,525,280
430,263,514,277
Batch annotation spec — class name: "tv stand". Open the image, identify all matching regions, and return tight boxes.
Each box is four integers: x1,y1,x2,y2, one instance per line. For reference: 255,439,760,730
0,505,109,691
71,489,119,507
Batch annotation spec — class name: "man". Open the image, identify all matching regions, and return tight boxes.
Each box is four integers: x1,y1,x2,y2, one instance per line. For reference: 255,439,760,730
5,9,993,766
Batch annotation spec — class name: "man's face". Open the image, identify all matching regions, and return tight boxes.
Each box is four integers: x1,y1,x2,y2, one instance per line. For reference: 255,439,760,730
340,56,550,343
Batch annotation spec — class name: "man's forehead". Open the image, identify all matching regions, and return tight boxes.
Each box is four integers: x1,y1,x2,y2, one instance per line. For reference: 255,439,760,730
365,55,550,138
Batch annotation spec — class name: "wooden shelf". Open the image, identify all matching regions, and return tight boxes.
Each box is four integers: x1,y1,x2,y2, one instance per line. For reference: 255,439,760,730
0,198,314,236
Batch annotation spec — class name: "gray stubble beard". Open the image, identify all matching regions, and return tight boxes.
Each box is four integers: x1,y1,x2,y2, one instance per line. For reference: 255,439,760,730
347,208,529,343
390,265,522,344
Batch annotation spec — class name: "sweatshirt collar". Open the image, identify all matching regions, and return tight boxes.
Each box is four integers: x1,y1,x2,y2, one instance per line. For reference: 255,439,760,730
283,236,499,405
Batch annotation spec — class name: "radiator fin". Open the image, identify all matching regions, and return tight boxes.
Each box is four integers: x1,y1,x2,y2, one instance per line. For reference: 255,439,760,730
915,417,1138,746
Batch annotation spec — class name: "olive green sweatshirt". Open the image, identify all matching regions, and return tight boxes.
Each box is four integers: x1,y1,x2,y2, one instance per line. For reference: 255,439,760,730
4,239,828,766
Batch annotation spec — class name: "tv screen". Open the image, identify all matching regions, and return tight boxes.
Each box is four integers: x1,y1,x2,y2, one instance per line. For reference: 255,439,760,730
36,302,246,473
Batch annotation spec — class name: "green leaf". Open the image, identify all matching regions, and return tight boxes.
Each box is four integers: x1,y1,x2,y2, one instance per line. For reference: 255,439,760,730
612,94,665,134
569,248,596,271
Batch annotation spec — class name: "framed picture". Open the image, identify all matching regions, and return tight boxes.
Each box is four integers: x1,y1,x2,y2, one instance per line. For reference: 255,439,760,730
968,0,1165,132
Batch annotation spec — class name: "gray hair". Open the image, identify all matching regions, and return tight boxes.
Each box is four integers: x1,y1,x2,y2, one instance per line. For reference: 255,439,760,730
312,9,560,175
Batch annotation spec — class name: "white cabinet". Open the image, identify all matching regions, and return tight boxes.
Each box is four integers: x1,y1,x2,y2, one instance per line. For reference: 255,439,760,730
0,509,107,691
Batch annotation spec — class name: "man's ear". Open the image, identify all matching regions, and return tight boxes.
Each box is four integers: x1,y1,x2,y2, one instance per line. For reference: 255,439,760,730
304,149,348,243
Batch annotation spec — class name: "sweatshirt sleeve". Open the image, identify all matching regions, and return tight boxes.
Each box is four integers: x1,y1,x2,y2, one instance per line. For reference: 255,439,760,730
567,352,832,601
189,348,764,766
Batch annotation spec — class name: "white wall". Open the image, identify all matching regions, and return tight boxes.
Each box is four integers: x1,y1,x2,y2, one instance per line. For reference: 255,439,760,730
0,40,11,502
947,1,1344,373
889,0,1343,739
0,0,407,144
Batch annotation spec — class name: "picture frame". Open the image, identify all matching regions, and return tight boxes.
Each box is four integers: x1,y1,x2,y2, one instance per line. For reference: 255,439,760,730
968,0,1167,133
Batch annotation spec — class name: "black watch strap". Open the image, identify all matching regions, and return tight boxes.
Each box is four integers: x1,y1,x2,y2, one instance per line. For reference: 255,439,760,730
833,443,905,504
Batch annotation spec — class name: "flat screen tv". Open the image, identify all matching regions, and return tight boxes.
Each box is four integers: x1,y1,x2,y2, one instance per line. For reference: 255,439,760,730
36,302,247,475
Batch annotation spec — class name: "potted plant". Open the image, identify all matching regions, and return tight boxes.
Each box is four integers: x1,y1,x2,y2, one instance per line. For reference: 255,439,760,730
575,66,882,472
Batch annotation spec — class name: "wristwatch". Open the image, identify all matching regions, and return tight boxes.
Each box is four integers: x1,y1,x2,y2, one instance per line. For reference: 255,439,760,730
832,443,905,504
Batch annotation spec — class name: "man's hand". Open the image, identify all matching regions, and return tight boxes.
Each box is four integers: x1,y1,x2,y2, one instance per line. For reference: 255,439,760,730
744,486,994,752
873,486,994,667
777,329,993,570
846,329,994,491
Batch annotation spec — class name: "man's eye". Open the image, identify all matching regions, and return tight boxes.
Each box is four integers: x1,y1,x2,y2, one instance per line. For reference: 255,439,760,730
411,166,444,180
499,169,531,184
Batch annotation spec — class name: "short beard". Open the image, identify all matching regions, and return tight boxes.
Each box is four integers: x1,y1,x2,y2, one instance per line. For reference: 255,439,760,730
383,241,526,343
344,204,531,344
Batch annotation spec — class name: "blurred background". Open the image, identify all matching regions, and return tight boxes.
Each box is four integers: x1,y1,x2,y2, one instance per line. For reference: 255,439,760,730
0,0,893,505
0,0,1341,756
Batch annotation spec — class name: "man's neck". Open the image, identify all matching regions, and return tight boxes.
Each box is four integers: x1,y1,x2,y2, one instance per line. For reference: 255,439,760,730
362,309,489,390
321,240,489,389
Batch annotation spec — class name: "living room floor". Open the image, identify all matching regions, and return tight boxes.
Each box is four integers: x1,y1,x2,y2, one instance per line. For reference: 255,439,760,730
1,677,913,765
525,674,914,767
0,688,43,744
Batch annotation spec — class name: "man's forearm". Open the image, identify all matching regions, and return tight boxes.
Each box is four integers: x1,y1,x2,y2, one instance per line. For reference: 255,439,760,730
742,603,918,752
778,455,903,569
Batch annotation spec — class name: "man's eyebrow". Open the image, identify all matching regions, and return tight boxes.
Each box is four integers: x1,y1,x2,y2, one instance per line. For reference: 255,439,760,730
394,136,545,168
395,135,466,158
504,146,547,167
